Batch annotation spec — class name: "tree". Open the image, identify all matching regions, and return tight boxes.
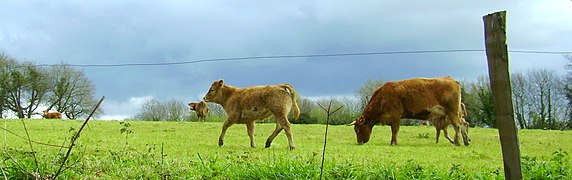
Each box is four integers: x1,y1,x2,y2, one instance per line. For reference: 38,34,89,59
0,53,18,118
164,99,189,121
134,98,190,121
3,61,51,118
460,76,495,127
293,97,318,124
526,68,565,129
356,79,384,110
511,72,528,129
135,98,165,121
563,55,572,128
45,64,100,119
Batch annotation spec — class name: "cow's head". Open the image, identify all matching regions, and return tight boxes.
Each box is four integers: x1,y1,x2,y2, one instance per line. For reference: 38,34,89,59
461,120,471,146
349,116,374,145
203,79,224,104
188,102,197,110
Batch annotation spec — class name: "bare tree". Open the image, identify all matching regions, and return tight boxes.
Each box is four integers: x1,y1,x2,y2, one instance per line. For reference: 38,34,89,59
135,98,190,121
356,79,384,110
511,72,529,129
45,64,100,119
135,98,166,121
526,68,565,129
164,99,189,121
563,55,572,128
206,102,225,116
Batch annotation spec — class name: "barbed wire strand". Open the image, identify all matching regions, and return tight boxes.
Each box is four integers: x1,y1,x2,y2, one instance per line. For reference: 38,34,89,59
29,49,572,68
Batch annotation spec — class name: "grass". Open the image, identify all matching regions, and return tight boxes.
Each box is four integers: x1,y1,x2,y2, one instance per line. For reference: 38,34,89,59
1,119,571,179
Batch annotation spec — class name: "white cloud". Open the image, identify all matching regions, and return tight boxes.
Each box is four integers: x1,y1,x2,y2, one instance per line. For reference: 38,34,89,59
100,96,154,120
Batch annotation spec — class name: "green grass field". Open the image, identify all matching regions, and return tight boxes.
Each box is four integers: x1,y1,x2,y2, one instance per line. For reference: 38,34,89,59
1,119,571,179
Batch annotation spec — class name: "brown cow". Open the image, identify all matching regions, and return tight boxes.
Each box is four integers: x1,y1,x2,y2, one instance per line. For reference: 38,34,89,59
351,76,470,146
203,80,300,150
427,102,470,144
43,110,62,119
188,101,209,121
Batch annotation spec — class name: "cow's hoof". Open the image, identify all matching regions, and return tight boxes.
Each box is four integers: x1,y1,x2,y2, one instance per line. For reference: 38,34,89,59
218,140,224,146
265,141,271,148
289,146,296,151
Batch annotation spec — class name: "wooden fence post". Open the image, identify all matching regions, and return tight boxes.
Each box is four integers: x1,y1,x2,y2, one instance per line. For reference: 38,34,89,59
483,11,523,180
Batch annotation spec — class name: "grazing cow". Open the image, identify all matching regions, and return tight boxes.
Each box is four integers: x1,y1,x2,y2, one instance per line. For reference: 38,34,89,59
350,76,470,146
203,80,300,150
43,110,62,119
188,101,209,121
427,103,470,144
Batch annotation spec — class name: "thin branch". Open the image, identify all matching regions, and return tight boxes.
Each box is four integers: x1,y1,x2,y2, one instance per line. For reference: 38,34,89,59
52,96,104,179
316,100,343,180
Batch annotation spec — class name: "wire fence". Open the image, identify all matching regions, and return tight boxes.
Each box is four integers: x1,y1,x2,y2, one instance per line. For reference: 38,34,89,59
28,49,571,68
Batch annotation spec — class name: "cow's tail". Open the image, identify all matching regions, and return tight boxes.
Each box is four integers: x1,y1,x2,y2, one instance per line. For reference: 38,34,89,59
283,84,300,120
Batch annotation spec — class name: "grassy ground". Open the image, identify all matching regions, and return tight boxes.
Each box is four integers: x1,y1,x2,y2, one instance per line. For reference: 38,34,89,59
1,119,571,179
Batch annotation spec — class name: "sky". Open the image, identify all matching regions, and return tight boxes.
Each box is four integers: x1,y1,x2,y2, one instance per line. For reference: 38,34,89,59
1,0,571,120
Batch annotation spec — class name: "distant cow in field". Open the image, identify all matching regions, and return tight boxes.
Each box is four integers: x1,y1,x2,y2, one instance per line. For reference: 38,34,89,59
43,110,62,119
188,101,209,121
203,80,300,150
427,102,470,144
350,76,470,146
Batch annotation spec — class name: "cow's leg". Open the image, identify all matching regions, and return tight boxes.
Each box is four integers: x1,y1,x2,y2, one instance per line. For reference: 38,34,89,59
219,119,235,147
435,128,441,143
277,115,296,150
390,121,400,145
442,126,455,144
246,121,256,148
265,123,283,148
282,118,296,150
461,121,471,145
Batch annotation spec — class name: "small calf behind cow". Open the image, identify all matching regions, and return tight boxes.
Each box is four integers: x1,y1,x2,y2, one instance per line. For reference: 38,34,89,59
188,101,209,121
351,76,470,146
427,102,470,144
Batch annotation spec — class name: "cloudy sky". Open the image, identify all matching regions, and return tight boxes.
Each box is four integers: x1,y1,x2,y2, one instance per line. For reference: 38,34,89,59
1,1,571,119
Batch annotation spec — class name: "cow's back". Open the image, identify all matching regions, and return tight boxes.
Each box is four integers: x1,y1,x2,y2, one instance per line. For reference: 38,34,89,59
382,77,460,119
226,85,295,121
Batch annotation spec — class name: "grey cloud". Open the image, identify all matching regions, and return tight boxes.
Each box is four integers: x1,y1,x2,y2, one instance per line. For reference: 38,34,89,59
1,0,570,119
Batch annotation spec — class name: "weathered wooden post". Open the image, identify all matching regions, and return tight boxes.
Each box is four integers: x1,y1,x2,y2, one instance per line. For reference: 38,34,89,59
483,11,523,180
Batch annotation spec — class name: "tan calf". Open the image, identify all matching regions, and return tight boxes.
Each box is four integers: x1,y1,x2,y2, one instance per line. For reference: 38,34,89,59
188,101,209,121
43,110,62,119
427,103,470,144
203,80,300,150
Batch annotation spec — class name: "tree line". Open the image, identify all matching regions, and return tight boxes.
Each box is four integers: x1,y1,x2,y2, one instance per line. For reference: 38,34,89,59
0,53,101,119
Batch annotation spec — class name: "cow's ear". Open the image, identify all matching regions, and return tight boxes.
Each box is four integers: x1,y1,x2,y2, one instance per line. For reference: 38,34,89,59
217,79,224,86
